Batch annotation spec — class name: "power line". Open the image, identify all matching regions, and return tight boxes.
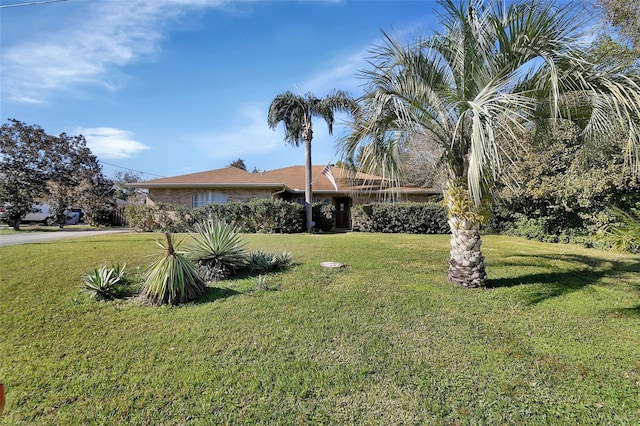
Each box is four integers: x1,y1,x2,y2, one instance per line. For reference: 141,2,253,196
99,160,166,179
0,0,67,8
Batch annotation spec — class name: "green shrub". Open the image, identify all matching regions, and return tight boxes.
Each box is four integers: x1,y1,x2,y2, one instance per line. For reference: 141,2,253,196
142,233,207,305
352,202,448,234
82,263,129,300
193,200,304,233
124,204,158,232
312,202,335,232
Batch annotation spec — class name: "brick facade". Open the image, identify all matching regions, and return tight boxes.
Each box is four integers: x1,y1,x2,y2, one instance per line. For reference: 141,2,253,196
148,188,275,208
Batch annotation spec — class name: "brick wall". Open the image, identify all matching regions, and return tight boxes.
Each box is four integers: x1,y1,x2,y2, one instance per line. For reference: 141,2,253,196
148,188,275,208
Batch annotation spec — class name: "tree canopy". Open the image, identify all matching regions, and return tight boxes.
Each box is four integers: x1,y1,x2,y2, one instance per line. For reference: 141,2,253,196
0,119,113,229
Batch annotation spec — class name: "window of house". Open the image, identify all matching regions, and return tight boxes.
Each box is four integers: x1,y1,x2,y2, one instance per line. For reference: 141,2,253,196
193,192,227,208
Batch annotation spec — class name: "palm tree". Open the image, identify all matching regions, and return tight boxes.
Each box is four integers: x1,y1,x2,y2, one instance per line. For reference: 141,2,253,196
268,90,357,233
343,0,640,287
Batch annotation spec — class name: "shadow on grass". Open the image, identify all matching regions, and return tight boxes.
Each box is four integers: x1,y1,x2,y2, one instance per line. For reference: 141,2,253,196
487,253,640,305
194,286,242,304
609,304,640,318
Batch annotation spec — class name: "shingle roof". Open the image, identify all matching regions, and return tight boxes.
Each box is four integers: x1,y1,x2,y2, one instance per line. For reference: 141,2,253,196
128,165,439,195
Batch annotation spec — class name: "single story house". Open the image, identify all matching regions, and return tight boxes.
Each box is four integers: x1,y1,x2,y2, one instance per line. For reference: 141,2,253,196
128,165,440,229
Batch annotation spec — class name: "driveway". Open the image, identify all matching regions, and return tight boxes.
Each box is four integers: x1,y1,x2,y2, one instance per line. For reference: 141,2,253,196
0,228,130,247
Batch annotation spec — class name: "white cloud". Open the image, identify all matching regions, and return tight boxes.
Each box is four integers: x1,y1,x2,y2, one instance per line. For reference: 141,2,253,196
189,104,284,161
301,47,370,95
77,127,151,159
1,0,233,103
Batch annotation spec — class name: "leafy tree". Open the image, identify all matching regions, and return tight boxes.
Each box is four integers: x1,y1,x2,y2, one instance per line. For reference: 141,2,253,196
43,133,114,228
268,90,357,232
494,119,640,242
397,133,446,189
596,0,640,53
113,171,142,202
343,0,640,287
0,119,113,229
227,158,247,171
0,120,54,230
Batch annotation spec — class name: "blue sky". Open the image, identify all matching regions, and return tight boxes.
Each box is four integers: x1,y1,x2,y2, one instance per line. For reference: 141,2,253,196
1,0,441,180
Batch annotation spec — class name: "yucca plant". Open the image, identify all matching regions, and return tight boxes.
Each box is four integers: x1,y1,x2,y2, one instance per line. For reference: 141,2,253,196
189,219,248,280
142,233,207,306
82,263,127,300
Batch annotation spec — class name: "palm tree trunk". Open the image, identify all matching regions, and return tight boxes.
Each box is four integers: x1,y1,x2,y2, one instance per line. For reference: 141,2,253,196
304,138,313,233
445,184,487,288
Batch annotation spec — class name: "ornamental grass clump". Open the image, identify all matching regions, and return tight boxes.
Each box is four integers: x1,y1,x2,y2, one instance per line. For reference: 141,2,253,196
189,219,248,281
142,233,206,306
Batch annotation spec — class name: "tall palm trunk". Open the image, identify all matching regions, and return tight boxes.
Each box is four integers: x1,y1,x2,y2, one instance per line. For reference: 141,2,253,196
303,126,313,233
445,183,487,288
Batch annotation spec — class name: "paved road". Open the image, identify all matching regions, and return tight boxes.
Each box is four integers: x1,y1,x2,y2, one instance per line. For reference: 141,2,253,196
0,229,130,247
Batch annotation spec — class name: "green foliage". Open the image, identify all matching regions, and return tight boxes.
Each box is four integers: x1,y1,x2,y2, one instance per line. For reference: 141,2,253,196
142,233,206,305
125,200,313,234
352,202,448,234
312,202,335,232
597,206,640,253
124,204,157,232
189,220,248,280
597,0,640,53
124,203,192,233
0,120,55,229
0,119,114,231
82,263,129,300
247,198,303,233
494,120,640,246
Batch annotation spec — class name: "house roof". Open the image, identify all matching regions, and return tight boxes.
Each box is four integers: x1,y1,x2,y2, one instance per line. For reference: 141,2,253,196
128,165,440,195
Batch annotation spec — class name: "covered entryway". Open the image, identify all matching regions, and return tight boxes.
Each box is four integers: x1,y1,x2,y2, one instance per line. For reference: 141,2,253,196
334,197,351,229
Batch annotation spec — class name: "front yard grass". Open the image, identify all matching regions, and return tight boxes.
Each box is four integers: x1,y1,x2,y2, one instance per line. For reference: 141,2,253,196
1,232,639,424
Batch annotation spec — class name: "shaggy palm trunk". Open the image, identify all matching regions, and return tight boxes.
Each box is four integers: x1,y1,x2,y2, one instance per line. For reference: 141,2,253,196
445,185,487,288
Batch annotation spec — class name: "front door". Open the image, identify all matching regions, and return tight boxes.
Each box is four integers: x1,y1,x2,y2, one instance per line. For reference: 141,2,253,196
334,197,351,229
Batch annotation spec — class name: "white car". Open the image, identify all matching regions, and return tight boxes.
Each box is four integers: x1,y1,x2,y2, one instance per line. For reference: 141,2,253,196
0,204,81,226
22,204,53,225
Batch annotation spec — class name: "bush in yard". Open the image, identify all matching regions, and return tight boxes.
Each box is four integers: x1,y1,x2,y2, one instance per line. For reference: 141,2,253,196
193,200,304,233
188,219,248,281
192,202,250,231
312,202,335,232
247,199,303,233
125,203,192,232
352,202,448,234
124,204,158,232
142,233,206,305
82,263,130,300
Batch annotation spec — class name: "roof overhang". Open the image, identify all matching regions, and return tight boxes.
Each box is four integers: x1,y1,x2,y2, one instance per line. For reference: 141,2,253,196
127,182,293,191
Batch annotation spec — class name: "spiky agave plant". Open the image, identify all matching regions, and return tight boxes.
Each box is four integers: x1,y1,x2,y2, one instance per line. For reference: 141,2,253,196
142,233,207,305
189,219,248,280
82,263,127,300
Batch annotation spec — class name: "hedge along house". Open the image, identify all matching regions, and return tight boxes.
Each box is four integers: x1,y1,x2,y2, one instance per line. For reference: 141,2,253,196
127,165,440,230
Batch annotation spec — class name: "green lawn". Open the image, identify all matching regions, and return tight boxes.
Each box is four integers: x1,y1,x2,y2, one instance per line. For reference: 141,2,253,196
1,232,639,424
